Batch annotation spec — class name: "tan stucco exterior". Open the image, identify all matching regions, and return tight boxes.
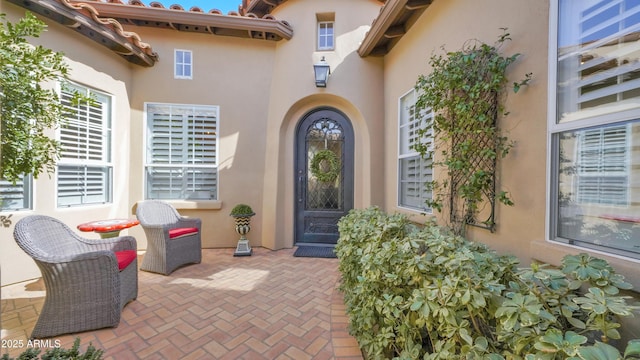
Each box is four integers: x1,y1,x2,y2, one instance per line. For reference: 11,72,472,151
1,3,639,342
1,1,136,284
0,0,385,285
382,0,551,263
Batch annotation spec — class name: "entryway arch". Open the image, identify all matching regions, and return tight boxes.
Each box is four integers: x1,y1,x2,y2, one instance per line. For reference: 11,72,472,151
294,107,354,245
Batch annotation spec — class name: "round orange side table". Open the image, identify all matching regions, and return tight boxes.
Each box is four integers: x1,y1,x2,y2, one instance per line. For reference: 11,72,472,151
77,219,140,238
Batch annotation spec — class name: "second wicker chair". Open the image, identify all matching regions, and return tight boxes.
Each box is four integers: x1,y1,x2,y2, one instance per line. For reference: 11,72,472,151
135,200,202,275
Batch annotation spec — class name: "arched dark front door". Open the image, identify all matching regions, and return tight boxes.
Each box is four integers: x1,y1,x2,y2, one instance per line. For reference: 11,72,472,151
295,108,354,245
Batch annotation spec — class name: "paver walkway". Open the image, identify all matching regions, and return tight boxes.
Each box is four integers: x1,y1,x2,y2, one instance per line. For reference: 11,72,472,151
1,248,363,359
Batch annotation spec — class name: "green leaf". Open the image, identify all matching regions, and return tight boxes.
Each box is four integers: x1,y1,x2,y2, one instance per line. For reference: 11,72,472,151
623,339,640,358
577,342,622,360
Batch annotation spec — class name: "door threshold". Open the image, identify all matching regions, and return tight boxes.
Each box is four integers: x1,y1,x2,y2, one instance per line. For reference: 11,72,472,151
294,243,336,248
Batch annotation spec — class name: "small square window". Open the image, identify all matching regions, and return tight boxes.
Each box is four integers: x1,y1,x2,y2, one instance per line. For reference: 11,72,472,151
175,49,192,79
318,22,334,51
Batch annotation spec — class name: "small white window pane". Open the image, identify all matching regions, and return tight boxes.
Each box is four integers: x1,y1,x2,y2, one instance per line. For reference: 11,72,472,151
175,50,193,79
318,22,334,50
0,175,32,211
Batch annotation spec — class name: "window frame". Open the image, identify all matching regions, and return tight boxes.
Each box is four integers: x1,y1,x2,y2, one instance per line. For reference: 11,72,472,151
317,21,335,51
397,88,433,213
56,82,113,208
174,49,193,80
143,102,219,201
547,0,640,259
0,175,33,212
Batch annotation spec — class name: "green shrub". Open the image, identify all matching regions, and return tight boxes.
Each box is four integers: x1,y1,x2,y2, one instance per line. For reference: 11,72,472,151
0,338,103,360
229,204,254,217
336,207,640,359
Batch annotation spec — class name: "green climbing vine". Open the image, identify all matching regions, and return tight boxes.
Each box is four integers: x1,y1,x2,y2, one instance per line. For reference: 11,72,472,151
413,29,531,234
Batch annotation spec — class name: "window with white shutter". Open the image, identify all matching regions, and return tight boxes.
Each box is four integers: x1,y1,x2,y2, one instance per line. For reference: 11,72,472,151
576,125,629,205
551,0,640,258
145,103,218,200
57,83,112,207
0,175,32,211
398,89,433,211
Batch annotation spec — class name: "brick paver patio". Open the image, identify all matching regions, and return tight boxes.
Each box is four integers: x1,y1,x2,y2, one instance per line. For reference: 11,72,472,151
1,248,363,359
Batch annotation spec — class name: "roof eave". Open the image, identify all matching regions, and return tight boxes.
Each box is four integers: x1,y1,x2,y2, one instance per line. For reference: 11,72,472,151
80,1,294,41
8,0,158,66
358,0,432,57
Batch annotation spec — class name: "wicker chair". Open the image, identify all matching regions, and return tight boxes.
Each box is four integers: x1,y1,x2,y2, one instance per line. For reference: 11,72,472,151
135,200,202,275
13,215,138,339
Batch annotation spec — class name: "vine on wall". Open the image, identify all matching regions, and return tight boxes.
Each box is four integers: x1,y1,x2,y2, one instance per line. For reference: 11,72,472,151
413,29,531,235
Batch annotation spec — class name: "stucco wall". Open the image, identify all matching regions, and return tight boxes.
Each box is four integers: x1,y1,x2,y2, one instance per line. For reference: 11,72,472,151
122,0,385,250
383,0,549,262
125,28,277,250
1,0,386,285
384,0,550,263
249,0,385,249
382,0,640,293
1,2,135,285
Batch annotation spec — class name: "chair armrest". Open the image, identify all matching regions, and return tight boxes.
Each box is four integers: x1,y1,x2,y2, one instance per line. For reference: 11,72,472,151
40,249,119,266
176,217,201,229
79,235,137,252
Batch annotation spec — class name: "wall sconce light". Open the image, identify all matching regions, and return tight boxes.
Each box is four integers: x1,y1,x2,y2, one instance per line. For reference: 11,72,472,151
314,56,331,88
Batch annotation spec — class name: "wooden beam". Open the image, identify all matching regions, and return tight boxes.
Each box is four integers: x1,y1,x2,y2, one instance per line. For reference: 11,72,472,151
405,0,431,11
384,25,405,39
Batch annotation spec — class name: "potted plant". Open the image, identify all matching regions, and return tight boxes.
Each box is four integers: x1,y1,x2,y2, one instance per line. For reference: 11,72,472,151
230,204,255,256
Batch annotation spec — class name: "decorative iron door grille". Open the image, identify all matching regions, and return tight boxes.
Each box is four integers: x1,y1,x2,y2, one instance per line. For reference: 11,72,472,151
295,108,354,244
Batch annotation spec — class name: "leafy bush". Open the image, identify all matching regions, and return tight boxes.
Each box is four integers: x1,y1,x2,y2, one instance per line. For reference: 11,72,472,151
0,338,103,360
229,204,254,217
336,207,640,359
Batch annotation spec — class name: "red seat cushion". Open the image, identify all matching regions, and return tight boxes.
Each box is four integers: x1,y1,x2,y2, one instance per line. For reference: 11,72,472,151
115,250,137,271
169,227,199,239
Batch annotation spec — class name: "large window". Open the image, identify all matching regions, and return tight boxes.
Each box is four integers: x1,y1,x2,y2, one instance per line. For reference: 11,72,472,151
551,0,640,258
0,176,32,211
398,89,433,211
57,84,112,207
145,103,218,200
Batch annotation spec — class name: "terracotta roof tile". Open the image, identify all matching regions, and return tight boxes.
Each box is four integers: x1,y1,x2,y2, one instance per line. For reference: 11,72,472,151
60,0,158,62
6,0,159,66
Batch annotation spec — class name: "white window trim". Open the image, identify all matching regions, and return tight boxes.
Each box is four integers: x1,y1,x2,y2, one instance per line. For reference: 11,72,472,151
55,82,113,208
0,175,33,212
317,21,334,51
174,49,193,80
397,88,433,213
547,0,640,259
143,102,220,201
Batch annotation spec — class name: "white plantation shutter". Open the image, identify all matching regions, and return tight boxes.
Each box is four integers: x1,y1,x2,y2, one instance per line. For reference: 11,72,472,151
0,176,32,211
577,124,629,205
145,104,218,200
57,84,112,207
558,0,640,122
398,90,433,211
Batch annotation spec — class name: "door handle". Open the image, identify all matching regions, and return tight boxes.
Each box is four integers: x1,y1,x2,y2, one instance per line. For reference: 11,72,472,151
298,175,304,203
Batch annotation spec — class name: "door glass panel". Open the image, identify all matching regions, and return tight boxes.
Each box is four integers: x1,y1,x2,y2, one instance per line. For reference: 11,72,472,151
306,118,344,210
